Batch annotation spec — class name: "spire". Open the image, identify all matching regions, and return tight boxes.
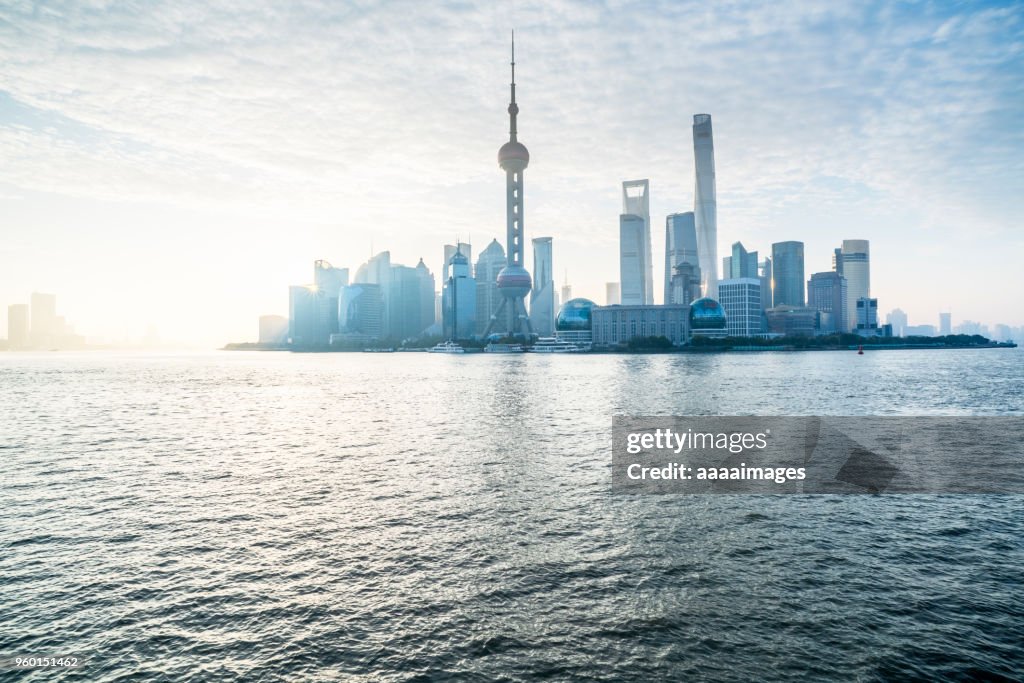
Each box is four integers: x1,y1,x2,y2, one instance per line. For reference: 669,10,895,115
508,30,518,142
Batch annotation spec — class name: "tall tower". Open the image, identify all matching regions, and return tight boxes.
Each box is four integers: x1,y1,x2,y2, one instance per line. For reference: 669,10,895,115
619,179,652,305
693,114,718,298
485,32,533,338
839,239,869,333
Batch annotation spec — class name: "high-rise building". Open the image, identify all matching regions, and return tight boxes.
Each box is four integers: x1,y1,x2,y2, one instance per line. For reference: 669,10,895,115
670,262,702,306
693,114,718,298
856,297,878,330
443,248,476,340
838,240,870,332
664,212,698,304
560,277,572,307
314,260,348,338
530,237,555,336
771,241,805,307
807,271,848,334
7,304,29,349
475,239,506,335
288,285,331,346
619,179,652,305
388,262,435,340
443,243,472,282
337,283,384,341
605,282,621,306
722,241,758,280
758,257,773,314
886,309,908,337
485,35,533,338
30,292,56,348
718,278,762,337
939,312,952,335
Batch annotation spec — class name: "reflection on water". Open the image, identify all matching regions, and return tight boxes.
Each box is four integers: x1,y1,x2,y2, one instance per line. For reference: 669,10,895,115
1,349,1022,681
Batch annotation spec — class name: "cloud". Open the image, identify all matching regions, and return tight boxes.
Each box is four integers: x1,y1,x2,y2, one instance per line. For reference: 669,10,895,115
1,0,1022,338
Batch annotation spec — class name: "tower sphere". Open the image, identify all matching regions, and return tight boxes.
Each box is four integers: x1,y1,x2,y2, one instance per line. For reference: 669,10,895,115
498,141,530,171
496,264,532,299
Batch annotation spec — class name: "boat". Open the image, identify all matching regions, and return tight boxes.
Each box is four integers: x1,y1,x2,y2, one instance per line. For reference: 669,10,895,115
485,343,524,353
429,340,466,354
530,337,583,353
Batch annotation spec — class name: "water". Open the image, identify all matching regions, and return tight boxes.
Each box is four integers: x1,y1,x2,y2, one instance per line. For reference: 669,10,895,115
2,349,1022,681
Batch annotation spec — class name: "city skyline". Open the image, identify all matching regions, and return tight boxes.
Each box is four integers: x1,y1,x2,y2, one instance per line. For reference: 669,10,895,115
2,2,1023,346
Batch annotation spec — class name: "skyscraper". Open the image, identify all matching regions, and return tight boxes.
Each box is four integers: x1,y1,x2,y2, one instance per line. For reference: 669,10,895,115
485,34,532,338
722,241,758,280
771,241,805,307
7,304,29,349
664,212,698,304
693,114,718,298
474,239,506,336
443,248,476,340
30,292,56,348
442,242,472,282
529,237,555,336
939,312,952,335
619,179,652,305
314,260,349,339
758,257,773,313
669,263,702,306
605,282,621,306
838,240,870,333
807,271,848,333
886,309,908,337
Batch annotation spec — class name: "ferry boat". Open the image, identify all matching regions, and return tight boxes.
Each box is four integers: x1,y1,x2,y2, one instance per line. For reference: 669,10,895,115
530,337,582,353
428,340,466,354
484,343,524,353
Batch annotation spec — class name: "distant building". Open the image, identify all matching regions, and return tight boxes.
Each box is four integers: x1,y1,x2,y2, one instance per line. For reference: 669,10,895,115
592,304,691,346
442,248,476,339
766,306,818,336
664,212,698,304
904,324,937,337
693,114,718,298
30,292,56,348
807,271,848,334
258,315,288,344
886,308,908,337
670,262,702,306
718,278,762,337
856,297,878,330
722,242,758,280
939,312,952,335
759,257,773,314
7,304,29,349
555,298,597,345
442,243,472,282
336,283,384,342
619,179,653,305
605,282,621,306
475,239,506,336
530,238,555,336
314,260,348,338
288,285,330,346
388,261,435,340
771,242,805,307
837,240,870,332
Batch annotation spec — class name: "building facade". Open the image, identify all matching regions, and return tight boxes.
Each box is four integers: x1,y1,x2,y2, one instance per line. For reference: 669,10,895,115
670,262,702,306
529,237,555,336
718,278,762,337
837,240,870,333
807,271,848,334
856,297,878,330
664,211,698,304
592,304,691,346
605,282,621,306
619,179,653,305
771,241,805,308
766,306,818,336
693,114,718,298
722,242,758,280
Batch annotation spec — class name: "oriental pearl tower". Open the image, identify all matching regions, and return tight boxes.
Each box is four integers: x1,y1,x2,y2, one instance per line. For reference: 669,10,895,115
484,32,533,339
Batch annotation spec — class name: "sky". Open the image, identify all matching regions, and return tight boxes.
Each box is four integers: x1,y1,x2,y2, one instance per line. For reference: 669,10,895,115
1,0,1022,346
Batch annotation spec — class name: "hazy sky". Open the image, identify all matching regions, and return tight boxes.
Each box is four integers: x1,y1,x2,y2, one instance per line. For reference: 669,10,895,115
2,0,1022,345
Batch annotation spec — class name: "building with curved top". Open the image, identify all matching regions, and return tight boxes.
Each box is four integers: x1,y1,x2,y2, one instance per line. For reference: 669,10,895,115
555,297,596,344
689,297,727,338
